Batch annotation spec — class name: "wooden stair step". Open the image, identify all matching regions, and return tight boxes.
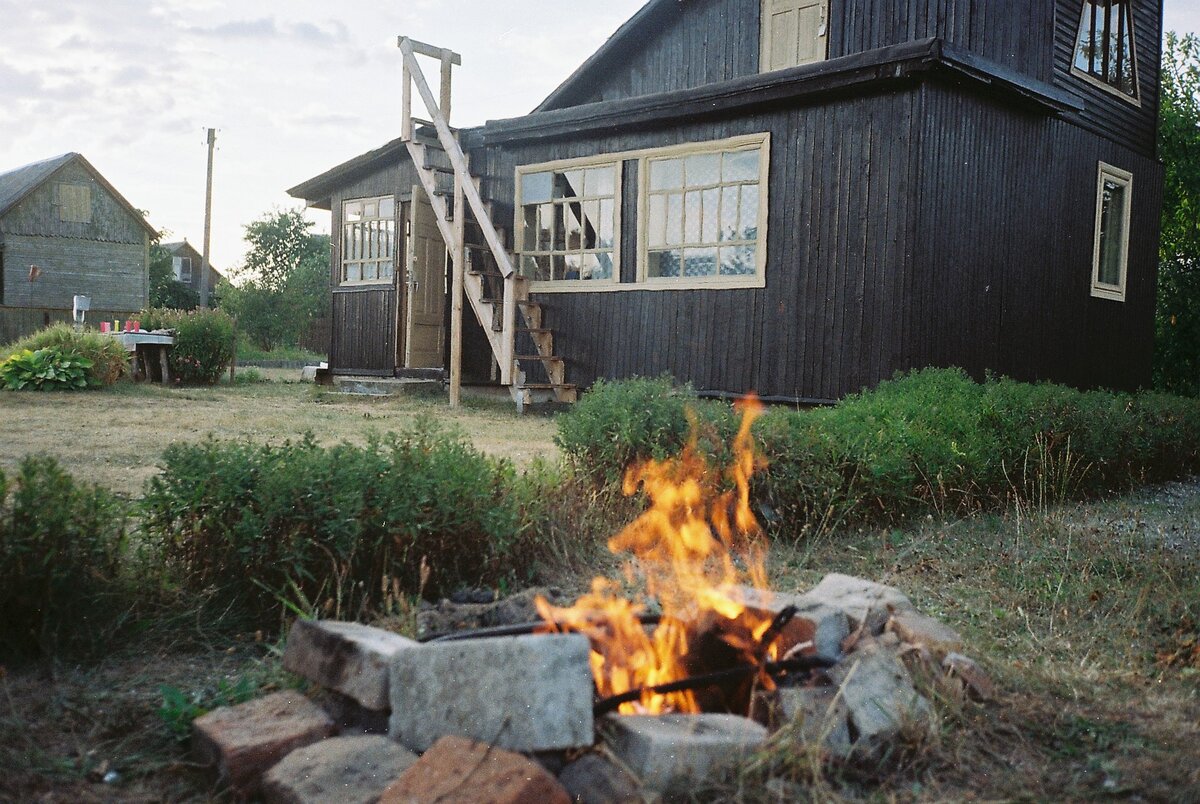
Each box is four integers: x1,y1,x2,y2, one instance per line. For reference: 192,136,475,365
518,383,576,391
518,327,551,334
515,354,563,362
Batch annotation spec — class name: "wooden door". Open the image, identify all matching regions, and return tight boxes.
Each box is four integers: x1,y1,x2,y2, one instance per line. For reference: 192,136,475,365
404,186,446,369
760,0,828,72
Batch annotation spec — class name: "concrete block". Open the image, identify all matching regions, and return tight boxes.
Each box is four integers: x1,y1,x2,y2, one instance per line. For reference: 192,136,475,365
829,646,931,746
192,691,335,797
282,619,416,711
557,753,643,804
887,609,964,657
379,735,570,804
806,573,914,634
601,713,767,793
389,633,593,753
262,735,417,804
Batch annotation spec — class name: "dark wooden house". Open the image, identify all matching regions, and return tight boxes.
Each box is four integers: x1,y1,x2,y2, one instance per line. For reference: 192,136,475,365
0,153,157,342
161,240,225,299
289,0,1163,408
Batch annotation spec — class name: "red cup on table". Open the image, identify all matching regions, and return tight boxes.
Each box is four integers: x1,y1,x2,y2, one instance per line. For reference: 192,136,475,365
100,321,111,333
124,320,132,332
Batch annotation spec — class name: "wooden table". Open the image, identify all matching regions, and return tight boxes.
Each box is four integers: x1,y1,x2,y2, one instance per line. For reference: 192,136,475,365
110,332,176,384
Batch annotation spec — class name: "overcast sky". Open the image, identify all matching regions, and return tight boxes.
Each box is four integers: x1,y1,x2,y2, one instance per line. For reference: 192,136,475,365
3,0,1198,277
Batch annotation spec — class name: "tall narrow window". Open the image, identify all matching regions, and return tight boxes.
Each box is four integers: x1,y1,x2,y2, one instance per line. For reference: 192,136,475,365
641,134,769,287
1072,0,1139,102
516,160,619,287
1091,163,1132,301
341,196,396,284
173,256,192,283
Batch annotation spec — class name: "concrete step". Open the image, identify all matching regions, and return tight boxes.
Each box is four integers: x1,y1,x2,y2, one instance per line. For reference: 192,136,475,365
333,376,440,396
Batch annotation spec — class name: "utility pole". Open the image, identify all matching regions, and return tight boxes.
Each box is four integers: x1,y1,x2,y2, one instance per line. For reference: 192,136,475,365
200,127,216,308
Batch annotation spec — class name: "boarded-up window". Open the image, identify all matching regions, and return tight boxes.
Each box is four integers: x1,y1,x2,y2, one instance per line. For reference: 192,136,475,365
57,183,92,224
761,0,828,72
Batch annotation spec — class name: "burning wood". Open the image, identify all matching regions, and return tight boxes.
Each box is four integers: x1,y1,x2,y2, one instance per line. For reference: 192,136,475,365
537,397,786,715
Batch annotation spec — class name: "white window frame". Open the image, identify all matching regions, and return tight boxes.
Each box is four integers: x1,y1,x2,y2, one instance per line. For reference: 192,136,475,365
341,195,396,286
174,256,192,283
514,156,622,293
1070,0,1141,106
636,133,770,290
1090,162,1132,302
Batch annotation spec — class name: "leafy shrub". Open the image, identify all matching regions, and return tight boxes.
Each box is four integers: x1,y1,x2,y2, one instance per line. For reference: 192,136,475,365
139,307,237,384
0,457,129,657
1,348,94,391
554,376,736,485
142,422,523,627
557,369,1200,539
0,323,128,387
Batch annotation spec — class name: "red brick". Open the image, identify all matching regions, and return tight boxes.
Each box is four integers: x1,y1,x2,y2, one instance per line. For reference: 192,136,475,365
379,735,570,804
192,691,335,797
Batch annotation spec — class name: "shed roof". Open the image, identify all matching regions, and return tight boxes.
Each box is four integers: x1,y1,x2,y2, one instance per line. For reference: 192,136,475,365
0,152,158,237
287,137,411,210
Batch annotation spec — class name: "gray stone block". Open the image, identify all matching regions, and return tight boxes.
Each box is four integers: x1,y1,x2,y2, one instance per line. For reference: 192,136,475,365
282,619,417,711
601,713,767,793
389,633,594,753
756,687,851,756
829,646,932,746
806,573,914,634
557,753,643,804
262,735,417,804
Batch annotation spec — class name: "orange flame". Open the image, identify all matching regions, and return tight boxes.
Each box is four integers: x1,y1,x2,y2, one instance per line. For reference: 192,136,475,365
538,395,775,714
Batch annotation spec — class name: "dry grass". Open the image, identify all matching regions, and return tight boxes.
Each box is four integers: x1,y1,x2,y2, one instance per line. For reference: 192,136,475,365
0,376,559,497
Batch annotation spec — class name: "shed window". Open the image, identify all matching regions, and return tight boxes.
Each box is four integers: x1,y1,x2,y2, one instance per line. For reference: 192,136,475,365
57,183,92,223
1090,163,1132,301
640,135,769,287
1072,0,1139,102
341,196,396,284
516,161,619,285
173,256,192,283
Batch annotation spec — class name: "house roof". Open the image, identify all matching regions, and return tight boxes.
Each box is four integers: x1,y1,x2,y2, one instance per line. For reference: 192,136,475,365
287,137,412,209
0,152,158,237
533,0,680,113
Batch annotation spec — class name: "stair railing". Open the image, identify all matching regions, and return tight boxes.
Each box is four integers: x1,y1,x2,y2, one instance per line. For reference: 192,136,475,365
397,36,517,392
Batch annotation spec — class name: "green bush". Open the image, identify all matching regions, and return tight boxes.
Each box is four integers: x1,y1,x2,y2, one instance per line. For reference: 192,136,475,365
142,423,523,627
557,369,1200,538
0,323,128,387
139,307,237,384
554,376,736,486
0,457,129,657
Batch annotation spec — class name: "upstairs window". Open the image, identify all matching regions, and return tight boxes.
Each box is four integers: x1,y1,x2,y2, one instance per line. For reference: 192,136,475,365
1090,162,1132,302
1072,0,1139,102
760,0,829,72
516,161,619,287
341,196,395,284
173,256,192,283
56,183,92,224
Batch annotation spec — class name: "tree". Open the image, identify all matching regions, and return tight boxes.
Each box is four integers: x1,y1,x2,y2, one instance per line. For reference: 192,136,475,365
148,243,200,310
1155,32,1200,395
222,209,331,351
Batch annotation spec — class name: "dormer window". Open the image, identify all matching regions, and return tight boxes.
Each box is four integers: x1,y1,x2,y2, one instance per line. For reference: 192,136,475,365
1072,0,1139,103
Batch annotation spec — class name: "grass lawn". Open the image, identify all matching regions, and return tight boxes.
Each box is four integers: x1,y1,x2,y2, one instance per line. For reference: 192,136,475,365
0,374,558,497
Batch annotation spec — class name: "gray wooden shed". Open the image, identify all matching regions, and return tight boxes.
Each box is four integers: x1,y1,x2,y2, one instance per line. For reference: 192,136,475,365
0,153,157,342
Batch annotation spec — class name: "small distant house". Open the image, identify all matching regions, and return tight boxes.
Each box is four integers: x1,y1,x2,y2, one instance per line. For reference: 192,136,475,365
290,0,1164,408
0,153,157,341
161,240,224,299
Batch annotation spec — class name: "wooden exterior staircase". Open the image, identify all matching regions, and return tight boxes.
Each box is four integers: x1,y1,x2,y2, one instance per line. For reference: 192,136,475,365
398,37,576,411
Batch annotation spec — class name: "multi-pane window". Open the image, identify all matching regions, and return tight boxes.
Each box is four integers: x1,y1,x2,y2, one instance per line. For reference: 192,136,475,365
642,137,767,283
1072,0,1139,101
1091,163,1132,301
517,163,619,284
341,196,396,284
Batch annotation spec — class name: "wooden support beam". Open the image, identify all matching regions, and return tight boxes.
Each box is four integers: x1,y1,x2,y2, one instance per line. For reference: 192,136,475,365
440,52,453,126
397,36,462,65
449,162,465,407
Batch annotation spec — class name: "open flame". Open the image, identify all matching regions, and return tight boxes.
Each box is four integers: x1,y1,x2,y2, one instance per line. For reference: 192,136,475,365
537,396,777,714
